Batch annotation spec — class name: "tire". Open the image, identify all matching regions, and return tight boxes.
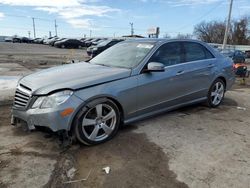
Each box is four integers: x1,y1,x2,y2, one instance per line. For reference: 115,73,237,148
61,44,65,48
74,99,121,145
207,78,225,108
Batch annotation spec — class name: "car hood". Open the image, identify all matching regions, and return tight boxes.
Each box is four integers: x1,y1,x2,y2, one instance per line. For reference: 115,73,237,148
19,62,131,95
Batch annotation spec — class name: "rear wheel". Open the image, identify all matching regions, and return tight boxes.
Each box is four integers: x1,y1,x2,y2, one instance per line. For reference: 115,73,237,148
74,99,120,145
207,78,225,108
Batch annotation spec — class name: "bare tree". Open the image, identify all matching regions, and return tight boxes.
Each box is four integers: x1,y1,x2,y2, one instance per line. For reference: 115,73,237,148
194,17,250,45
194,21,226,43
163,33,171,39
232,17,249,45
175,33,193,39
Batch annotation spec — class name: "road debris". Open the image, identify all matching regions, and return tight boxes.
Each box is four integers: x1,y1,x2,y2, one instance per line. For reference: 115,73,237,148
237,106,247,111
103,166,111,174
63,169,92,184
66,167,77,179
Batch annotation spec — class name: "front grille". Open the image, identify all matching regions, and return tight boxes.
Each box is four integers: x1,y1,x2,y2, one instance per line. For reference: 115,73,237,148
14,84,32,108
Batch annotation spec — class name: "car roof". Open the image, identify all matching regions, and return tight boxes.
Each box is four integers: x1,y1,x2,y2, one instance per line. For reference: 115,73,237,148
123,38,209,44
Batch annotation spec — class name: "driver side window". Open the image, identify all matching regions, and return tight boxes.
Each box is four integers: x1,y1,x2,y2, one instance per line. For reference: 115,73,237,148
149,42,183,67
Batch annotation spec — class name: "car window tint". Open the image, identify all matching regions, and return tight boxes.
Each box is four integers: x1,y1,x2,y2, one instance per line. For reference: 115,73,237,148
205,48,214,59
149,42,183,66
184,42,214,62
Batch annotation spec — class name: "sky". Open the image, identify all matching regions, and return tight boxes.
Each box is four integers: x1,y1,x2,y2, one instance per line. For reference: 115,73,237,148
0,0,249,38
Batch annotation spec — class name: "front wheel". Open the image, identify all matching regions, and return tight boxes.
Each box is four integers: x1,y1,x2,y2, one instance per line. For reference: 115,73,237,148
74,99,120,145
207,78,225,108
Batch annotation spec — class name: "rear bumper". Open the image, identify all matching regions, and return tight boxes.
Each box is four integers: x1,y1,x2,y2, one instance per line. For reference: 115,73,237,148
11,94,84,132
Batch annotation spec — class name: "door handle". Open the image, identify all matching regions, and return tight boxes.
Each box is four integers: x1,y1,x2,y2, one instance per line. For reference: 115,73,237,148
176,70,184,76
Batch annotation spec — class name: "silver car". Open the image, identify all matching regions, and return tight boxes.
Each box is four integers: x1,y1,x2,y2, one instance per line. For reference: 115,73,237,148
11,39,235,145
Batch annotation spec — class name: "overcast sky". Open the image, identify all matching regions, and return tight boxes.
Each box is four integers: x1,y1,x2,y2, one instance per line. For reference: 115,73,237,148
0,0,249,38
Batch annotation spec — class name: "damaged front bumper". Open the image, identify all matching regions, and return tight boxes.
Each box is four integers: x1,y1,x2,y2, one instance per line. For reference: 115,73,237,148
11,94,84,132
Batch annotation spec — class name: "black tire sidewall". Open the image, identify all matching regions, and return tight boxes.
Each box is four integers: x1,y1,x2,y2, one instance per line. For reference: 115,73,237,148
207,78,225,108
74,99,120,145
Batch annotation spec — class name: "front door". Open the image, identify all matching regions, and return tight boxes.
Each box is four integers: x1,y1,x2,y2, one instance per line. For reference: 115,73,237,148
136,42,190,116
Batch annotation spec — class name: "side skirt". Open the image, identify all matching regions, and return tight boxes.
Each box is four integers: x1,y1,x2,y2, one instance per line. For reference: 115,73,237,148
124,97,207,125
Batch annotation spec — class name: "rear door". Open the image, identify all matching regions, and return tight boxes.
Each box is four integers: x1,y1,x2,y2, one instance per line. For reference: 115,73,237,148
182,42,216,98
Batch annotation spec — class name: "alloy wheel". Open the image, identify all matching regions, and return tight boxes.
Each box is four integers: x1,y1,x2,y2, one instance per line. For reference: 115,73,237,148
81,103,117,142
211,82,224,106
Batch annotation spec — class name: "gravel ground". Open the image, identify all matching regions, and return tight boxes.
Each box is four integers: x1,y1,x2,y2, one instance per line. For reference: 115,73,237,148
0,42,250,188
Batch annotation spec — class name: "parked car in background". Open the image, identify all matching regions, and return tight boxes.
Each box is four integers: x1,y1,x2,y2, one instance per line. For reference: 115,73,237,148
245,50,250,58
33,38,44,44
12,37,22,43
21,37,32,43
46,37,59,45
50,38,66,46
220,49,234,58
12,37,31,43
218,49,247,78
43,37,56,45
85,38,102,47
220,49,246,63
54,38,84,48
232,50,245,63
4,37,12,42
91,39,107,46
87,39,124,57
11,39,235,145
43,37,55,44
81,38,93,46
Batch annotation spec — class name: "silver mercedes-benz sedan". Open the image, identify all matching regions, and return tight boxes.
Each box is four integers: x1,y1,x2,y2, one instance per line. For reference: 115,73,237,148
11,39,235,145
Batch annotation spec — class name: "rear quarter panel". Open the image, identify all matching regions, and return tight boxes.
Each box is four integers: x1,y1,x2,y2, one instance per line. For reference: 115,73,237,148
215,56,235,91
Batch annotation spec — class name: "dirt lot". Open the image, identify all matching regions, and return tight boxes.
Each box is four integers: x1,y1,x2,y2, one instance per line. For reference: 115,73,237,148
0,43,250,188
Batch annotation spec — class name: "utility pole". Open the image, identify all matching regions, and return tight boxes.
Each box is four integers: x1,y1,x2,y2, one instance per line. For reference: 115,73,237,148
49,31,52,38
28,31,31,38
32,17,36,38
89,30,92,37
222,0,233,50
55,19,58,36
129,22,134,36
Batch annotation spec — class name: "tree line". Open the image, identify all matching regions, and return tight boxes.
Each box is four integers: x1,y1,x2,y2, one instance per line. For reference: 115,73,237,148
164,16,250,45
194,16,250,45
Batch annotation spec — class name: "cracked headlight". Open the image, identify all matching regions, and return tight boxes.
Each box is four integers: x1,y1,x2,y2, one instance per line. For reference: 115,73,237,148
32,90,73,109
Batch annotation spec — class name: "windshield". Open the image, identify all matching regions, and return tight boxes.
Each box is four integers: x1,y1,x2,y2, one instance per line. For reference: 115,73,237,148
90,42,155,68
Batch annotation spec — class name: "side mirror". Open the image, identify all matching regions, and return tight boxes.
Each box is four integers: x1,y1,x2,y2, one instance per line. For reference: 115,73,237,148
146,62,165,72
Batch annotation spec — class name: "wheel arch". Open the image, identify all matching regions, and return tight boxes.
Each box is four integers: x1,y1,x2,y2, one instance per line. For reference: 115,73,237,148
69,95,124,134
217,76,227,89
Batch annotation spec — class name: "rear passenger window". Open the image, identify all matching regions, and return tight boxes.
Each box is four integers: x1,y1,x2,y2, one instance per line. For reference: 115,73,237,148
149,42,184,66
184,42,214,62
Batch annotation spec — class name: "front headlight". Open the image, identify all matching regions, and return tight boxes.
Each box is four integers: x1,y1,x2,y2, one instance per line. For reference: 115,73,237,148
93,47,98,51
32,90,73,109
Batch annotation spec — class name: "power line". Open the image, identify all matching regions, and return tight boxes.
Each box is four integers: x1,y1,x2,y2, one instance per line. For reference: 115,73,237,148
169,1,225,33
